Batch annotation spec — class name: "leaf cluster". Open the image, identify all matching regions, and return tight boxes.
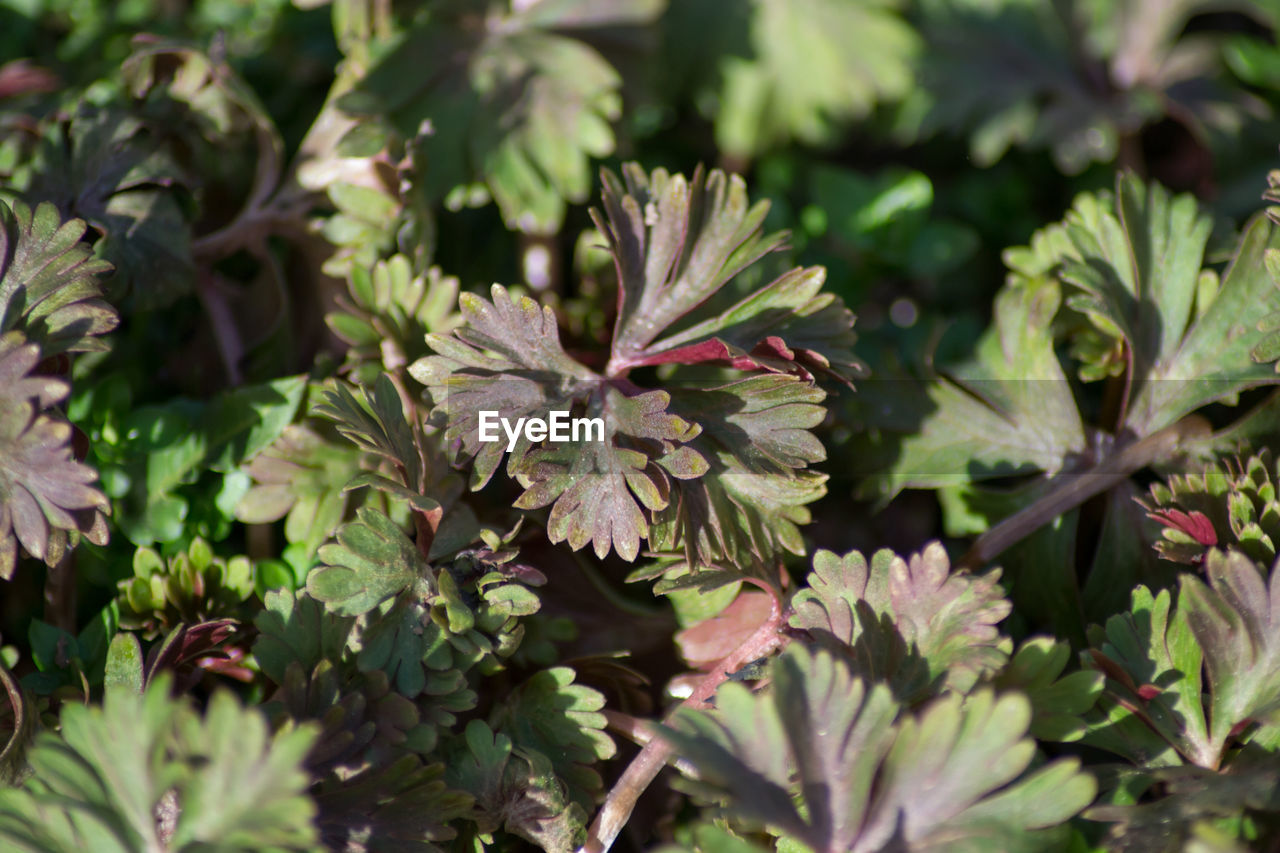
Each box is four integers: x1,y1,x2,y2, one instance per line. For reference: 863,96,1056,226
12,4,1280,851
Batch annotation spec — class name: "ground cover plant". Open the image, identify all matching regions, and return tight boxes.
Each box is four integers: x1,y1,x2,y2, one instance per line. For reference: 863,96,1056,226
12,0,1280,851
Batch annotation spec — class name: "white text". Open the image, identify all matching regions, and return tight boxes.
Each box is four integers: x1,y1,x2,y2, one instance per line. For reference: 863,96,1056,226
477,410,604,451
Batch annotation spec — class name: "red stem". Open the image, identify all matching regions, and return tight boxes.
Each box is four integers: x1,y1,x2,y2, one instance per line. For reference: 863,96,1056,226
579,596,789,853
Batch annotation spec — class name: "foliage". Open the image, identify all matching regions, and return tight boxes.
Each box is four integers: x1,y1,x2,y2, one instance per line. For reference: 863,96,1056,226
661,644,1095,851
11,0,1280,850
117,538,254,638
339,0,664,234
415,163,858,577
0,676,318,852
903,0,1274,174
789,542,1011,700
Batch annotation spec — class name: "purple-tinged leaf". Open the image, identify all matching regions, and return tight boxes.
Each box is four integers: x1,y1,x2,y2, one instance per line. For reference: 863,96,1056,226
660,645,1095,851
415,165,853,571
1139,450,1280,566
594,165,861,382
0,331,109,580
0,198,117,356
1181,549,1280,761
790,542,1011,698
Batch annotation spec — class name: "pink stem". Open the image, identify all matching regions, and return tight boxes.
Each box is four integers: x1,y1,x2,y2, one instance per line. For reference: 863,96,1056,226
579,597,788,853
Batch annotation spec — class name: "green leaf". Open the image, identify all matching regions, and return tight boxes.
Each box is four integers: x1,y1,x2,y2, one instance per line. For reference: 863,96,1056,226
660,644,1094,850
103,633,143,698
1012,175,1280,436
858,175,1280,509
117,539,254,638
1031,173,1212,382
1085,761,1280,850
354,597,458,698
203,374,308,472
790,542,1012,699
1136,451,1274,566
313,376,457,534
0,331,109,580
907,0,1255,174
252,588,355,686
327,255,461,385
654,823,769,853
0,198,117,355
487,666,615,811
1083,585,1211,768
168,691,316,848
308,507,430,617
108,376,306,546
857,273,1084,496
0,676,318,852
712,0,918,158
994,636,1103,742
311,754,472,851
315,377,420,481
23,106,194,309
343,2,661,233
449,720,589,852
236,423,365,557
1181,549,1280,760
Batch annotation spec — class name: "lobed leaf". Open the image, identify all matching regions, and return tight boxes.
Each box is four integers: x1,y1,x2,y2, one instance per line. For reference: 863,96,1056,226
595,163,862,382
1138,450,1277,565
414,284,707,562
487,666,615,811
341,1,661,233
0,676,318,852
660,644,1095,851
857,272,1084,497
1084,584,1216,769
327,255,462,384
449,719,589,852
235,422,366,557
1181,549,1280,759
252,588,356,686
0,198,117,356
311,755,471,852
416,164,856,570
710,0,918,159
994,636,1103,742
790,542,1012,699
0,331,109,580
308,507,431,617
21,106,194,309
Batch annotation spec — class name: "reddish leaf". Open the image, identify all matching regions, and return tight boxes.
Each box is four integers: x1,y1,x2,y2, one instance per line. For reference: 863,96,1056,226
676,590,774,671
1148,509,1217,547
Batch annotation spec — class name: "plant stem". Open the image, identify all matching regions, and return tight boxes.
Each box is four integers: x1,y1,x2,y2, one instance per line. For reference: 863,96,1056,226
195,271,245,386
603,710,700,776
0,660,27,778
43,548,75,634
957,415,1211,571
579,600,789,853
